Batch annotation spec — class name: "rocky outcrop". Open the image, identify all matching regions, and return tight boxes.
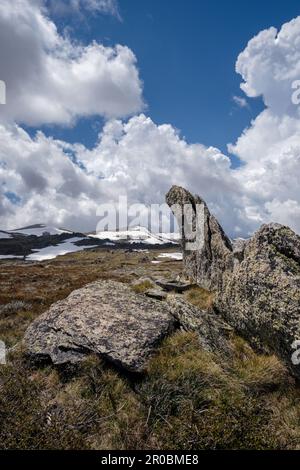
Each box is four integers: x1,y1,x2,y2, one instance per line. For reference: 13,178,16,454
23,280,176,373
167,185,300,379
166,185,233,291
216,223,300,374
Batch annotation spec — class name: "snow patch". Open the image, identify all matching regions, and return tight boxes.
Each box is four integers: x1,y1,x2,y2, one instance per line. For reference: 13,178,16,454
157,252,183,261
27,238,98,261
90,226,179,245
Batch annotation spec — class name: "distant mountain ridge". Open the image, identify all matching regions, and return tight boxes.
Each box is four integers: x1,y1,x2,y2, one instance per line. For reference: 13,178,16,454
0,224,179,261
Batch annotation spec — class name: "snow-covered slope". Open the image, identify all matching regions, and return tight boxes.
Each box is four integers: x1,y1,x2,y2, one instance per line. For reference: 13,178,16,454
90,226,180,245
0,224,96,261
157,252,183,260
27,238,98,261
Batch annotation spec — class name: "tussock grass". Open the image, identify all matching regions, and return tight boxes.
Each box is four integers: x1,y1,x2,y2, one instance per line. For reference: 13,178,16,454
137,332,283,449
1,330,300,449
230,336,289,393
184,286,214,310
131,280,154,294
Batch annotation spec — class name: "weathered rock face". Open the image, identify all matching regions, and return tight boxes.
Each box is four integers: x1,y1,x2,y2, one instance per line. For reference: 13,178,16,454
216,223,300,375
23,280,176,373
166,294,233,356
166,185,233,291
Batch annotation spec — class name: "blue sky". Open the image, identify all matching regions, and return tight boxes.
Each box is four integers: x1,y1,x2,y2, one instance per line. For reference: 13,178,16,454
42,0,299,160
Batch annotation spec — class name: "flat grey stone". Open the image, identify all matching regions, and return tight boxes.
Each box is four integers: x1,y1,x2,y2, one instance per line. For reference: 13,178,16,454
23,280,176,373
156,279,192,293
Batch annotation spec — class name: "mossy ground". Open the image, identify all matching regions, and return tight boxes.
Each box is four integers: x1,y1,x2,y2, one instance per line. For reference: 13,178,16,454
1,248,300,449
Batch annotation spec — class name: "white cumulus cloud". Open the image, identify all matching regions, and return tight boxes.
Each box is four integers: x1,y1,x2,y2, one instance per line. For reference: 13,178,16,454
0,115,250,235
0,0,142,126
230,16,300,233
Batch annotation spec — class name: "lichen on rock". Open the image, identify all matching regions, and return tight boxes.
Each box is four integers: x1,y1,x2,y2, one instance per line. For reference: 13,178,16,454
23,280,176,373
166,185,233,291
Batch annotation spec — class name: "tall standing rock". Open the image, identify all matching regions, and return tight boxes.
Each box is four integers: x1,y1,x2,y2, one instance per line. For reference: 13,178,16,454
166,185,234,291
